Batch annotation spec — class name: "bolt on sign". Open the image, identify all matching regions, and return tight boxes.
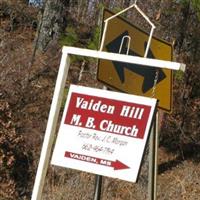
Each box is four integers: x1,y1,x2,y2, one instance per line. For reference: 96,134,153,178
98,9,173,112
51,85,157,182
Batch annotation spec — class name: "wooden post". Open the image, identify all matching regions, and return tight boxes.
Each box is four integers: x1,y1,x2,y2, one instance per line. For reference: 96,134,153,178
31,52,70,200
148,111,159,200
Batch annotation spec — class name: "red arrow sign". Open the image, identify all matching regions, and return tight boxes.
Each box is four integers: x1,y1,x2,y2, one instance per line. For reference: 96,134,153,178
64,151,129,170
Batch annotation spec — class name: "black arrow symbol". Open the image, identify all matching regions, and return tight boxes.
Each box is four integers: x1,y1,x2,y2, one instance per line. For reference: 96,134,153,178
106,31,166,93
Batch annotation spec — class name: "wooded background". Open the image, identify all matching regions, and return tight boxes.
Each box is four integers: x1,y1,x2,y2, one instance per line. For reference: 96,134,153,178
0,0,200,199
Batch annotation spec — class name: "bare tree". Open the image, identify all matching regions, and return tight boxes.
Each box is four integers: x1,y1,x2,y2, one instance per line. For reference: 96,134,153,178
37,0,70,51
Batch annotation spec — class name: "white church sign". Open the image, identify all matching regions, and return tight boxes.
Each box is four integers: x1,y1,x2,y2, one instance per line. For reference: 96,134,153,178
51,84,157,182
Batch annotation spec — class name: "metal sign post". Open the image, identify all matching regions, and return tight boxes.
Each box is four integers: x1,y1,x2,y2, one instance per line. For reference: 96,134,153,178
98,4,165,199
94,175,103,200
31,46,185,200
97,4,174,199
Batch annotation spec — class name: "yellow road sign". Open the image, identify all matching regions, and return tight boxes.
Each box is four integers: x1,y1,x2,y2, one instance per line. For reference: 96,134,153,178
98,9,173,112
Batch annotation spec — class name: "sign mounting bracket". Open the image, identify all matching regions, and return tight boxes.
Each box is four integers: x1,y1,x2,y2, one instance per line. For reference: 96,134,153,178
99,0,155,58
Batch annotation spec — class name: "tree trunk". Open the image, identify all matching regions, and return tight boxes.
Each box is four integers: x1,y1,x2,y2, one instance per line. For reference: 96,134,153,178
37,0,70,51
